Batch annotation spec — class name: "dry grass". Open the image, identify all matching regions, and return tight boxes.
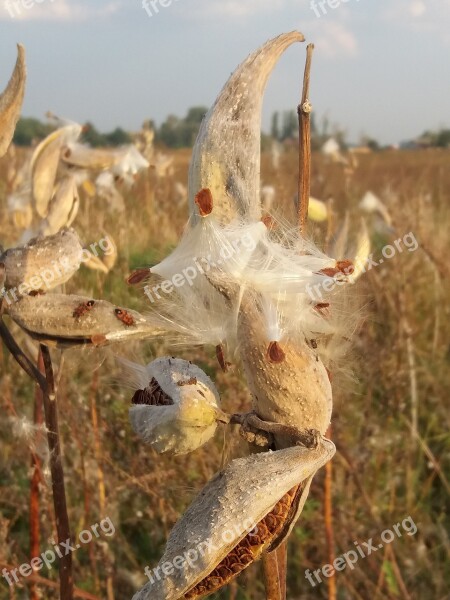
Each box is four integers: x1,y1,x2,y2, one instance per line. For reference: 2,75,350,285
0,146,449,599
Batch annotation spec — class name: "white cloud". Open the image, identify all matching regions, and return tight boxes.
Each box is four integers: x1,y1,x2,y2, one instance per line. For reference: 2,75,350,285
176,0,285,20
383,0,450,44
410,1,426,18
303,20,358,59
0,0,122,22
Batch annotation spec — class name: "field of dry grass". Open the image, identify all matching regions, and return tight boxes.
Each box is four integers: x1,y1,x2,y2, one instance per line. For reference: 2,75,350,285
0,145,449,600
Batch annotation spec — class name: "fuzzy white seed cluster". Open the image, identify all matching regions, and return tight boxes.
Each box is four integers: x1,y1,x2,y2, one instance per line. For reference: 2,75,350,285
143,190,351,358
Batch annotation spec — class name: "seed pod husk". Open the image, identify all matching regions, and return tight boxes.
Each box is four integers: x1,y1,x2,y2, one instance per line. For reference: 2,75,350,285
132,437,335,600
188,31,304,226
128,357,221,456
31,124,81,218
0,45,26,157
38,175,79,236
6,294,160,347
1,228,82,292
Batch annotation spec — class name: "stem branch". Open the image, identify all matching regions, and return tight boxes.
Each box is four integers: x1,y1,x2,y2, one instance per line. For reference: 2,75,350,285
297,43,314,233
40,344,73,600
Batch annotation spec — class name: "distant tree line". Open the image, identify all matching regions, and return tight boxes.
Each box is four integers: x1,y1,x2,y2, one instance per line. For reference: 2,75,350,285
13,118,132,147
11,112,450,150
417,129,450,148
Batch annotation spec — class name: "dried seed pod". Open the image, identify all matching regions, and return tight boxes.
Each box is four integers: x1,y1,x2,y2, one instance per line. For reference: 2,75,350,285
61,143,120,170
1,228,82,292
82,251,110,274
0,45,26,157
237,292,333,448
38,175,79,236
99,233,117,272
132,436,335,600
31,124,81,218
6,294,160,347
188,32,304,225
127,357,221,456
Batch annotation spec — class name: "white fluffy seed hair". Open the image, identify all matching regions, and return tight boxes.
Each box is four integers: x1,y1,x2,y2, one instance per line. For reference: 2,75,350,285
143,211,356,364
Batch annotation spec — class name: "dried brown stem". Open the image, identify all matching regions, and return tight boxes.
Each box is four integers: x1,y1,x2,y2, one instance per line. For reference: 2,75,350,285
275,542,288,599
40,344,74,600
90,369,115,600
0,562,101,600
262,551,282,600
0,318,46,388
29,350,45,600
324,452,336,600
297,43,314,233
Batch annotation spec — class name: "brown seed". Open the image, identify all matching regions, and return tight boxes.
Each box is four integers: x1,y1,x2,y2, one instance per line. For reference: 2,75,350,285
267,341,285,364
336,259,354,275
126,268,151,285
131,378,174,407
195,188,213,217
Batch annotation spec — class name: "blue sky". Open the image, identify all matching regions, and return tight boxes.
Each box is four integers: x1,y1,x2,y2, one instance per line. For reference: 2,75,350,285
0,0,448,144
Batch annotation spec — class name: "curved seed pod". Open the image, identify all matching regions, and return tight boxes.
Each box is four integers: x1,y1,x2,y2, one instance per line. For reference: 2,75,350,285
132,436,335,600
61,142,119,170
0,45,26,157
100,233,118,272
201,269,333,447
238,293,332,448
82,251,110,274
31,124,81,218
1,228,82,292
38,175,79,236
6,294,161,347
127,357,222,455
188,32,304,226
348,219,370,282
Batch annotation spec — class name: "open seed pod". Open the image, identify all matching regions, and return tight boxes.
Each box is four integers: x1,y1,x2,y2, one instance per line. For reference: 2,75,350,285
6,294,161,347
0,228,82,293
38,175,79,236
132,436,335,600
31,123,81,218
127,357,222,456
188,32,304,226
0,45,26,157
237,292,333,448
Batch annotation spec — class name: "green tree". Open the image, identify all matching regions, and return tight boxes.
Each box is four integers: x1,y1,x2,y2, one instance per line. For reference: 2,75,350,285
13,118,53,146
104,127,132,146
271,112,280,140
280,110,298,141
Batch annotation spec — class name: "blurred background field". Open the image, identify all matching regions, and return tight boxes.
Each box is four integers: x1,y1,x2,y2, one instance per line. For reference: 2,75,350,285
0,134,449,600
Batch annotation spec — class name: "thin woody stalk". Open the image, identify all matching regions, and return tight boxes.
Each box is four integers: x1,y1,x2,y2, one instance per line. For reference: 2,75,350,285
263,42,316,600
262,552,282,599
297,43,314,233
29,350,45,600
40,344,74,600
